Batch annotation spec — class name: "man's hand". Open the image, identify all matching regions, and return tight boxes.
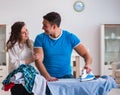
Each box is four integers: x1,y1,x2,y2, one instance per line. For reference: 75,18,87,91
84,66,92,73
46,76,58,82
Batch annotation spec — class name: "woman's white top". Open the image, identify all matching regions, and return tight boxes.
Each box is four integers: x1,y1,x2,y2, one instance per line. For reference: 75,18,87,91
8,42,34,72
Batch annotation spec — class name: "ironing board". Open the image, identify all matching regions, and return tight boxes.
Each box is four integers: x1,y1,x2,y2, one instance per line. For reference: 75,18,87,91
47,76,117,95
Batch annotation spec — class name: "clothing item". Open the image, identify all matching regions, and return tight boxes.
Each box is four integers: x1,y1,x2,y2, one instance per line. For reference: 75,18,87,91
10,72,25,85
58,74,73,79
46,74,73,95
2,64,46,95
2,64,43,94
4,82,15,91
8,42,34,72
47,76,117,95
80,69,95,82
32,74,46,95
34,30,81,78
11,84,33,95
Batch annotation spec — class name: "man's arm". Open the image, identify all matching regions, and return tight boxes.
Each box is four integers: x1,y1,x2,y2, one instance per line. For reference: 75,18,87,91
34,48,58,81
74,44,92,72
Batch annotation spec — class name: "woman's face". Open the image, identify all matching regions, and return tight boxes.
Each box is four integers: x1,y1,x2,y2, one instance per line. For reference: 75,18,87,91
20,25,29,42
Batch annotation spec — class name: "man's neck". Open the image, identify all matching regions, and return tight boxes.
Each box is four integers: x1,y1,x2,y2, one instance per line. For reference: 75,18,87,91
50,29,61,38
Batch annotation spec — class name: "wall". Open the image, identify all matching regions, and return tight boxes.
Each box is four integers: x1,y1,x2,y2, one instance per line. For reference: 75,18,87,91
0,0,120,75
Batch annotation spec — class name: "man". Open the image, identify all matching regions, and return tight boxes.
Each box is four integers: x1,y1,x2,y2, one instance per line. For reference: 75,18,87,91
34,12,92,81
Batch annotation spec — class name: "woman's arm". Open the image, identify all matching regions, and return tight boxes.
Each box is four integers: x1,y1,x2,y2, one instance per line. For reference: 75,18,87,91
8,48,25,69
8,43,34,69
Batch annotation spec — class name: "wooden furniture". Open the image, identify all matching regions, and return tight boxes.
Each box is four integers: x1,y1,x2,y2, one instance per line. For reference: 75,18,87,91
100,24,120,76
71,53,80,78
0,25,9,83
112,61,120,84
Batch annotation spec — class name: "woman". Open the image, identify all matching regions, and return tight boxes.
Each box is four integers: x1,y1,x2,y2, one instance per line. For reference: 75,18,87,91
6,21,34,72
2,21,46,95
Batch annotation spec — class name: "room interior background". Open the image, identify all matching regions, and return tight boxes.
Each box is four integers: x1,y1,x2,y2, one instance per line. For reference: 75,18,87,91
0,0,120,76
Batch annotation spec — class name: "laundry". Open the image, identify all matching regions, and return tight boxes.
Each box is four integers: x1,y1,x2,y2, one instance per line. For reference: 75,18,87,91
2,64,46,95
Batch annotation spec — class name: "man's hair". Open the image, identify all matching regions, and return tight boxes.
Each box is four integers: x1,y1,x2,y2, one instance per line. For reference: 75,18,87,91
43,12,61,27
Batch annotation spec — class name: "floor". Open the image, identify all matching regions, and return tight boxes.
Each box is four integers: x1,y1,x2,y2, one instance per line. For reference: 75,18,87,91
108,88,120,95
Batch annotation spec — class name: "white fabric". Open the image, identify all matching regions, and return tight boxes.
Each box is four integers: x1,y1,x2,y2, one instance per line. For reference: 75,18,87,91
32,74,46,95
10,72,25,85
11,72,23,80
8,42,34,72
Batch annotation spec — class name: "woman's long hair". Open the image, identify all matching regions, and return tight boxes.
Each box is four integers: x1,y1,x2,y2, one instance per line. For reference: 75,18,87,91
6,21,32,51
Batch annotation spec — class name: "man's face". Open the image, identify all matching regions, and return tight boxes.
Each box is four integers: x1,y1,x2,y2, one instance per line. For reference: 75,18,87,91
42,19,54,35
